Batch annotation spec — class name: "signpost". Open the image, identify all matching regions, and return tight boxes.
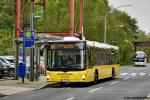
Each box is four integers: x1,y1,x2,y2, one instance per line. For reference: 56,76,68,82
18,30,35,83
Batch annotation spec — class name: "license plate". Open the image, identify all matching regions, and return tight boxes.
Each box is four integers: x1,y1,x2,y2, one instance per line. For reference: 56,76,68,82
61,80,69,82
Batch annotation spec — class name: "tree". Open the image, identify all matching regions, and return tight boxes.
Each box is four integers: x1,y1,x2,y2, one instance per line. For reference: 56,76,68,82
0,0,15,55
0,0,147,65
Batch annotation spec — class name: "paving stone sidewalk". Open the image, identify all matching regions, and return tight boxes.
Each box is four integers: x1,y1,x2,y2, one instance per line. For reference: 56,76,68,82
0,76,54,95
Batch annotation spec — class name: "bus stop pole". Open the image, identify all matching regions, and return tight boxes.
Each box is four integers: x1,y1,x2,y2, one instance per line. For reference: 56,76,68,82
44,48,47,76
22,31,26,83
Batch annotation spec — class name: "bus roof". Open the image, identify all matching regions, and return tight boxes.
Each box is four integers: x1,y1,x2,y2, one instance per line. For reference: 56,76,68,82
47,37,119,50
136,51,146,54
86,41,119,50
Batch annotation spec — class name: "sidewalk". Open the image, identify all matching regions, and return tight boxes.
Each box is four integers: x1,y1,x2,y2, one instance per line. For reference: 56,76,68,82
0,76,55,95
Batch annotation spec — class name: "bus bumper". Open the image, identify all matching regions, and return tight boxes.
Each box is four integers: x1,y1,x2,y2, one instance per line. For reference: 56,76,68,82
46,71,94,83
134,62,146,66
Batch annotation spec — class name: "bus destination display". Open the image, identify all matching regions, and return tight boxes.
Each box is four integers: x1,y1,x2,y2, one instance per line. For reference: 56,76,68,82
50,42,84,49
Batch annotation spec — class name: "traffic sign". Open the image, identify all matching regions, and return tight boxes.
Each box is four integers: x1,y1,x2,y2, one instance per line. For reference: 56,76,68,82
24,31,35,47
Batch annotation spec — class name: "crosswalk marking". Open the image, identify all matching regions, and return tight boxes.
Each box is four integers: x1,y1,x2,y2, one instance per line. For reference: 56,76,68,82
139,72,146,76
130,73,137,76
120,72,149,76
120,73,128,75
124,77,130,80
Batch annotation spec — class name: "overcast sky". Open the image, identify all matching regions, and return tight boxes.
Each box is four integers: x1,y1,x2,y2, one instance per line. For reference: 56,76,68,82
109,0,150,34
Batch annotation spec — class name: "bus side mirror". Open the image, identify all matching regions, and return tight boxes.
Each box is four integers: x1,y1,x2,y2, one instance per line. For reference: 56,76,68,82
111,51,115,55
40,45,45,56
40,49,43,56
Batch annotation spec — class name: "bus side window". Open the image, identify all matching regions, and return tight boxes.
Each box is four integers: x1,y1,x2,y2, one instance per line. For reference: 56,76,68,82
88,48,91,60
88,48,92,67
110,50,114,64
76,55,80,64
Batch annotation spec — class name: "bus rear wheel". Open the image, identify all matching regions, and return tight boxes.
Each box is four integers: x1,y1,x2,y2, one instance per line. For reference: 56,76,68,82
112,68,115,79
93,72,98,84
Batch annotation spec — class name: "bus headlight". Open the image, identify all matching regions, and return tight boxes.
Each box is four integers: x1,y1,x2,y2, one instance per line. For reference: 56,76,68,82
46,75,50,80
81,75,85,80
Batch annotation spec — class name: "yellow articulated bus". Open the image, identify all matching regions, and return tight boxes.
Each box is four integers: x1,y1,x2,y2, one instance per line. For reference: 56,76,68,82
45,37,120,84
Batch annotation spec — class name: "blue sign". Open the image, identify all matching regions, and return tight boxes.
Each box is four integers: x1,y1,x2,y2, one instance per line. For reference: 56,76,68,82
19,62,26,78
24,31,35,47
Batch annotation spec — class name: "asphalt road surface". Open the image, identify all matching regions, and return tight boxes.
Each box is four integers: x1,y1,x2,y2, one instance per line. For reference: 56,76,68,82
1,64,150,100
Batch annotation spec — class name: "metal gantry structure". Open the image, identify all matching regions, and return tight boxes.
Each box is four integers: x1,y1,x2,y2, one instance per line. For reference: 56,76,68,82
133,42,150,51
15,0,84,80
16,0,84,37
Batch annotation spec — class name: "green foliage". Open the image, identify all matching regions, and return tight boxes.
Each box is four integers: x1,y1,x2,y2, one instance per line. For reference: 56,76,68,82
0,33,14,55
0,0,15,55
0,0,149,65
84,0,109,42
36,0,70,32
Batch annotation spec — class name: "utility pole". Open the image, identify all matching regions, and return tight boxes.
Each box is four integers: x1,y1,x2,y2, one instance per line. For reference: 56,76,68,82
15,0,21,80
79,0,84,39
70,0,74,36
30,0,35,81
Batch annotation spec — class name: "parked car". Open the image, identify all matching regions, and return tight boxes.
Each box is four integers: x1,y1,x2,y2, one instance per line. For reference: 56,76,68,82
0,65,4,78
0,60,8,76
0,58,15,77
0,56,15,64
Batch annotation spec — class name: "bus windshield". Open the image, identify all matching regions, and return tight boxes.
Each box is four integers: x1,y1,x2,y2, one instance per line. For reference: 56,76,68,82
136,53,144,58
47,49,86,71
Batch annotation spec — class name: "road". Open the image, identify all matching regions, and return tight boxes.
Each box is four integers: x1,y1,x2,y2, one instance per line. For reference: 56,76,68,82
1,65,150,100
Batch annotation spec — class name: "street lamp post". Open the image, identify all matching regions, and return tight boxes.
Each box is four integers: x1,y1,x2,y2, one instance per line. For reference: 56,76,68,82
104,4,131,43
104,12,110,43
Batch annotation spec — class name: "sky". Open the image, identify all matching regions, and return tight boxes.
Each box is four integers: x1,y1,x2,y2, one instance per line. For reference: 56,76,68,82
109,0,150,34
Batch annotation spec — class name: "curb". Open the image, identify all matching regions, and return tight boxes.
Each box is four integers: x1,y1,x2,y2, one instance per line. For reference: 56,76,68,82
39,82,59,89
0,83,59,97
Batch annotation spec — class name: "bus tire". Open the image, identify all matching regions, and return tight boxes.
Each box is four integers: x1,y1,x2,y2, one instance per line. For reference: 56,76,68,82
112,68,115,78
93,71,98,84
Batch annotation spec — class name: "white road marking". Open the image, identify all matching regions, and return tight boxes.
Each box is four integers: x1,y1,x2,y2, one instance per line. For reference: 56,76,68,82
148,74,150,75
130,73,137,77
110,81,119,85
88,87,103,93
120,73,128,76
66,97,75,100
124,77,130,80
139,72,146,76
